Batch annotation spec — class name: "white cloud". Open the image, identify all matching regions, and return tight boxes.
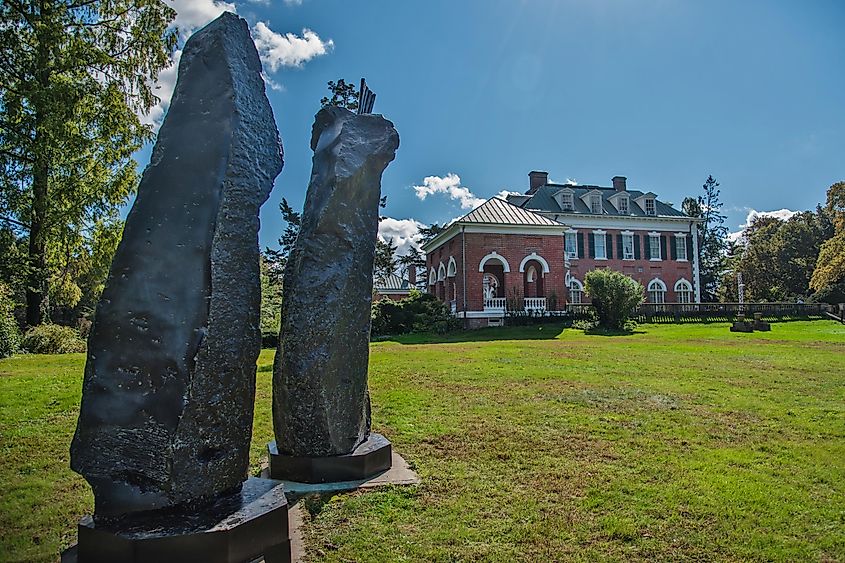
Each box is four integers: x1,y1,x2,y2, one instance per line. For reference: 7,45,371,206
413,173,486,210
167,0,236,39
283,0,303,4
141,5,331,130
495,189,521,200
378,217,425,257
729,208,801,242
565,178,577,185
252,22,334,72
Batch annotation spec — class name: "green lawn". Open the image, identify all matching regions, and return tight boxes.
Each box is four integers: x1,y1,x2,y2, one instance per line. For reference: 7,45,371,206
1,321,844,562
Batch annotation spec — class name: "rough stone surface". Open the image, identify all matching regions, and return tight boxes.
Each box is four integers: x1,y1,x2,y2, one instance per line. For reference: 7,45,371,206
273,106,399,457
70,12,283,519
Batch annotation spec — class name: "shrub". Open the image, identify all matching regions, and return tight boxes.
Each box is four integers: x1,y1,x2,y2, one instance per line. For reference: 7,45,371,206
584,269,644,330
21,324,86,354
0,282,20,358
372,290,459,337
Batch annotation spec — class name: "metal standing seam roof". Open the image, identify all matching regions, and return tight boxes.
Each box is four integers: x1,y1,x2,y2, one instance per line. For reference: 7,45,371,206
509,184,690,218
374,273,410,291
456,197,564,226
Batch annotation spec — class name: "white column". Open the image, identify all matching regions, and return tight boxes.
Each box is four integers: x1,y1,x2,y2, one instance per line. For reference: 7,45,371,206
691,222,701,303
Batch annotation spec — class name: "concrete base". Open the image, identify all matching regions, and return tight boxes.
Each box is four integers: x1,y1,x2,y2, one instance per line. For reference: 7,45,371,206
267,433,392,484
61,477,290,563
277,450,420,496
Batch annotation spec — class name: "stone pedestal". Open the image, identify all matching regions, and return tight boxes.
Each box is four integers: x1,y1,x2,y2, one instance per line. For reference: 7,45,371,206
268,433,392,484
63,477,290,563
752,312,771,331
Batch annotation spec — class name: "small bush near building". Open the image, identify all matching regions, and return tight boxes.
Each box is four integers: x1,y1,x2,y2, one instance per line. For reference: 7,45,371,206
0,282,20,358
21,324,86,354
372,290,460,337
584,269,644,330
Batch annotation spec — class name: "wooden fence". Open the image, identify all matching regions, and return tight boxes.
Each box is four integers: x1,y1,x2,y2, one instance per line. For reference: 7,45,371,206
561,302,831,323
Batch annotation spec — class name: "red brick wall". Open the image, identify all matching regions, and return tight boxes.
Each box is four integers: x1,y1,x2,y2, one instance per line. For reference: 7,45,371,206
426,227,696,310
567,229,694,302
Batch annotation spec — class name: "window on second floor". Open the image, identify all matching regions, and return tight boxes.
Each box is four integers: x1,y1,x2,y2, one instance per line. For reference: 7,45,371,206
649,234,661,260
622,233,635,260
565,232,577,258
594,232,607,259
590,194,603,214
676,236,687,261
644,198,656,215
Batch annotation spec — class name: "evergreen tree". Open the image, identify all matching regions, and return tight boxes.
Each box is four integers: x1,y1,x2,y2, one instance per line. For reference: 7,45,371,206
374,237,398,283
686,176,728,301
0,0,177,325
320,79,359,110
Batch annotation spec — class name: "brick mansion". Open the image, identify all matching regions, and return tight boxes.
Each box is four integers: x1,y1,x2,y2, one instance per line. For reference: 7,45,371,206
421,171,702,328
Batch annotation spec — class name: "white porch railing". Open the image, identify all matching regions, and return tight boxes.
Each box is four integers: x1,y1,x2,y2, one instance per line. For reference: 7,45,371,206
524,297,546,312
483,297,506,312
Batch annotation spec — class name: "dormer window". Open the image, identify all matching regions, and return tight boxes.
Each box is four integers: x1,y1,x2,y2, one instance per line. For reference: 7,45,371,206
561,193,574,211
645,198,656,216
590,194,603,214
618,196,629,214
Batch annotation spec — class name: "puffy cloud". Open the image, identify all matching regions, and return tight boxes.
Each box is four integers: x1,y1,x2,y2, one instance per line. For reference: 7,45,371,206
166,0,236,39
729,208,801,242
495,190,522,200
251,22,334,72
413,173,486,210
142,3,331,129
378,217,424,257
283,0,303,4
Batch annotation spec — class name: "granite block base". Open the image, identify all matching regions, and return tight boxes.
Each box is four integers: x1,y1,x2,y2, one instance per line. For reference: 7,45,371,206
268,433,392,484
63,477,290,563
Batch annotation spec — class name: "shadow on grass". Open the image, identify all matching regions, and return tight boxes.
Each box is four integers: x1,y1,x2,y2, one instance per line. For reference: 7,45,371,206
582,327,646,337
373,323,569,345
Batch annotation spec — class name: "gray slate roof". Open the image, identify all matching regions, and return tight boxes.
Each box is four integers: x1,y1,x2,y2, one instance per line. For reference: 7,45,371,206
457,197,563,226
374,273,410,291
509,184,688,218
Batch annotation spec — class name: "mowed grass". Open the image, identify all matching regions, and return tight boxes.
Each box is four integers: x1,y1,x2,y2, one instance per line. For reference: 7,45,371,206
1,322,844,562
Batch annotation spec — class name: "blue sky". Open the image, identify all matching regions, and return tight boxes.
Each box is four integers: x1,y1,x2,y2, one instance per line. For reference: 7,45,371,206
143,0,845,252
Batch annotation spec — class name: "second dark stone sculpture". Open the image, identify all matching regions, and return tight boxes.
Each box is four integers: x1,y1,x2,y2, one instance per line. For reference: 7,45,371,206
272,106,399,461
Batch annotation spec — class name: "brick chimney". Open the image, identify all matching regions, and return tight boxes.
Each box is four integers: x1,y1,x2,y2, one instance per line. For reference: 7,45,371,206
528,171,549,195
407,264,416,287
612,176,627,191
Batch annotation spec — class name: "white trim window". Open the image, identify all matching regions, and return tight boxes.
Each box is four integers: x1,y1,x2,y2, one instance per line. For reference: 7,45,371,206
590,194,603,214
565,231,578,259
675,235,688,261
675,279,693,303
569,279,584,304
649,233,661,261
618,196,629,214
647,278,666,304
429,269,437,286
561,193,574,211
594,231,607,260
644,198,656,216
622,232,635,260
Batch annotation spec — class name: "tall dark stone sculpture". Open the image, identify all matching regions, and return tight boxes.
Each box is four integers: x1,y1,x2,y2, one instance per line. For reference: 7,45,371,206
269,106,399,482
67,14,290,562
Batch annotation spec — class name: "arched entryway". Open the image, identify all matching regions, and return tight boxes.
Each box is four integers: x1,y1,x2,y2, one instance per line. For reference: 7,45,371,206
479,252,509,311
519,253,549,311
